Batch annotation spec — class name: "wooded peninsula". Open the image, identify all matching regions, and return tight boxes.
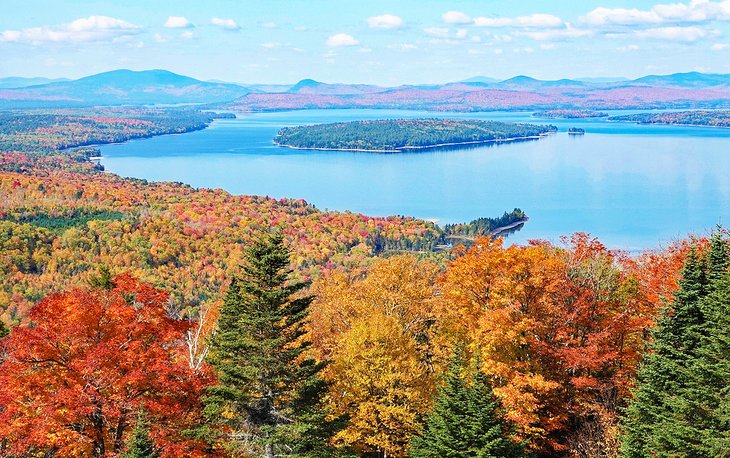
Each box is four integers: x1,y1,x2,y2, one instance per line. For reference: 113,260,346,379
274,118,557,152
609,110,730,127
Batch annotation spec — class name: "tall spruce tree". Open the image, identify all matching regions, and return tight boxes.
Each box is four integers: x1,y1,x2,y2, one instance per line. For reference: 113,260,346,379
622,231,729,457
120,410,160,458
410,348,524,458
0,320,9,339
203,232,340,456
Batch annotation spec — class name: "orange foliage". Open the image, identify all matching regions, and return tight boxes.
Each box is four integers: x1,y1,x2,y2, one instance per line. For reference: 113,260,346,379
434,234,675,453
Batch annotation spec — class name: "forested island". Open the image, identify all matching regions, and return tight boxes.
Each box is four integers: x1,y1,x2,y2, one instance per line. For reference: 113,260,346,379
533,109,608,119
608,110,730,127
274,118,557,152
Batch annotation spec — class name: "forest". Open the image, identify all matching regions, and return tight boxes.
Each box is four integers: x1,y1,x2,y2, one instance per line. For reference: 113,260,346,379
532,110,608,119
609,110,730,127
0,108,728,458
274,118,557,152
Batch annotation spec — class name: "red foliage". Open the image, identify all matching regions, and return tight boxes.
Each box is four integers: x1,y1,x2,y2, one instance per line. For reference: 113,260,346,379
0,274,215,457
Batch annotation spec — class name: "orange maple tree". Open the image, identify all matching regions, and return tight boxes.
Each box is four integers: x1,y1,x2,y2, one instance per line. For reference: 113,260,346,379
0,274,215,458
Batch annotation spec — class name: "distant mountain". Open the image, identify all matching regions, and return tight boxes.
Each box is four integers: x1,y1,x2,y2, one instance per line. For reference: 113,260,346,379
632,72,730,88
460,76,499,84
287,79,386,95
496,76,585,89
0,76,70,89
3,68,730,110
0,69,249,107
575,76,629,83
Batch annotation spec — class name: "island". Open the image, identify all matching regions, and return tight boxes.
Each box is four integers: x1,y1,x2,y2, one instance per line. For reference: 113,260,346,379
532,109,608,119
568,127,585,135
608,110,730,128
273,118,557,152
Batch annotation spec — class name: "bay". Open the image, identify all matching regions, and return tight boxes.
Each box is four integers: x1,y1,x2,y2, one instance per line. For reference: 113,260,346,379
99,109,730,251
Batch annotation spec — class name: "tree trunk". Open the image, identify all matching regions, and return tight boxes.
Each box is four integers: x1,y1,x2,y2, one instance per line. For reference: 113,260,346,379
264,443,275,458
90,401,106,458
113,409,128,453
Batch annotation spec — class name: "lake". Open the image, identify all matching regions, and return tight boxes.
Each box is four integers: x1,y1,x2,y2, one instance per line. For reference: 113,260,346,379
99,109,730,251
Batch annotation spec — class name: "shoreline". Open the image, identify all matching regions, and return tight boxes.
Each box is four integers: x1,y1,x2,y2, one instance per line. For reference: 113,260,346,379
273,134,549,153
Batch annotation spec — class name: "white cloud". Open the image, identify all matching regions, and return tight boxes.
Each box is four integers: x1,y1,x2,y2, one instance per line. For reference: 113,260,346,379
712,42,730,49
368,14,403,29
581,1,730,27
260,21,278,29
442,11,472,24
424,27,450,38
180,30,194,39
519,26,593,41
153,33,170,43
210,17,239,30
632,26,709,41
388,43,417,51
474,17,514,27
515,14,564,28
473,13,564,28
326,33,359,47
165,16,193,29
0,16,141,43
261,42,280,49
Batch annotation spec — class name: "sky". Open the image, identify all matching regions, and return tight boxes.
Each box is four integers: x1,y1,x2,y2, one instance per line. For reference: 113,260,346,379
2,0,730,85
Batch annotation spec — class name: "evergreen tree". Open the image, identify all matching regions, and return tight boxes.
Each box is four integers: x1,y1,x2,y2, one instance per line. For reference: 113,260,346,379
203,231,340,456
0,320,9,339
622,232,729,457
410,348,523,458
121,410,160,458
685,246,730,455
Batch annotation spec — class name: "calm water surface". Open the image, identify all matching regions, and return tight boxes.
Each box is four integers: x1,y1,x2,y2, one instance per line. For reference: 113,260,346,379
99,109,730,250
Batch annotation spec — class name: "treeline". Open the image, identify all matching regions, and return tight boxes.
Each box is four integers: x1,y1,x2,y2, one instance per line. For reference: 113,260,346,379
609,110,730,127
274,118,557,152
0,108,228,153
443,208,526,238
0,228,717,457
533,109,608,119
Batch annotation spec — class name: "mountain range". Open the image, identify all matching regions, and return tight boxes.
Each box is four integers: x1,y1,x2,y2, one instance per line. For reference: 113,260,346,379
1,69,729,110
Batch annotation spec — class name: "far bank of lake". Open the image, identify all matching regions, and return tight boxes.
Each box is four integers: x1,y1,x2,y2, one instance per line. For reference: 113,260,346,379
99,109,730,251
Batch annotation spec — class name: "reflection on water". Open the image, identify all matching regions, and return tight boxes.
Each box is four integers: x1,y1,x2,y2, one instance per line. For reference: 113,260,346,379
99,109,730,250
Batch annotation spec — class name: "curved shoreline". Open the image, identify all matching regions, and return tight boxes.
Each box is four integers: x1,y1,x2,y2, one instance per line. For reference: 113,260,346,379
273,133,550,153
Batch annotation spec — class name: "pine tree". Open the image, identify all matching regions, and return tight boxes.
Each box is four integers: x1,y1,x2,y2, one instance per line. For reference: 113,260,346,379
0,320,9,339
410,348,524,458
622,231,729,457
121,410,160,458
687,271,730,455
203,231,339,456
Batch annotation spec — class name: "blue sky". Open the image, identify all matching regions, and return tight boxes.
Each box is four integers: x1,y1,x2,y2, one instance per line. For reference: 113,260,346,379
2,0,730,84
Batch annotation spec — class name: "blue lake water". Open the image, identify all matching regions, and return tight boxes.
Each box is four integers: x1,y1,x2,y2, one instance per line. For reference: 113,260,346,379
99,109,730,251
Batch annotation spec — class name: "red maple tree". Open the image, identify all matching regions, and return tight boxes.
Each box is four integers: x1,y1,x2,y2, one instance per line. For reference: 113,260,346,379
0,274,215,457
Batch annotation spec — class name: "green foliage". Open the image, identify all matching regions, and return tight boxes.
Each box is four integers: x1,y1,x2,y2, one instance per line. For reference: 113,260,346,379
410,348,524,458
120,410,160,458
274,119,556,152
0,319,8,338
204,231,340,456
88,266,116,290
621,230,730,457
443,209,526,238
